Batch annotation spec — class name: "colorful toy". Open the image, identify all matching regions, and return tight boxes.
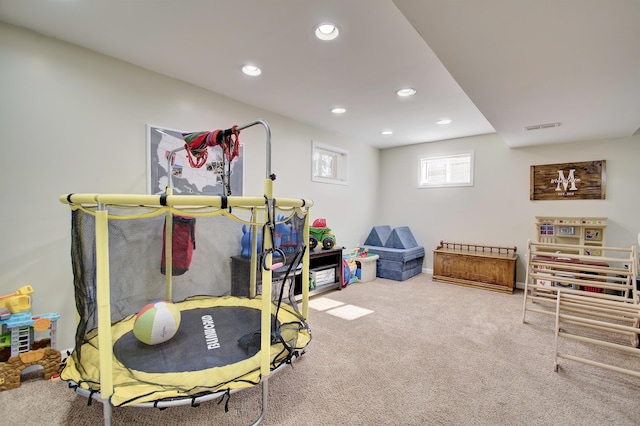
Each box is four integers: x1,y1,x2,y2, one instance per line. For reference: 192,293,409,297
0,285,61,392
240,216,299,257
133,301,181,345
309,218,336,250
342,248,361,286
277,219,300,253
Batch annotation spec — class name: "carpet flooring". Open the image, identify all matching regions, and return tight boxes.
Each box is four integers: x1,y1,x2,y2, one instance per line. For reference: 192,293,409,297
1,274,639,425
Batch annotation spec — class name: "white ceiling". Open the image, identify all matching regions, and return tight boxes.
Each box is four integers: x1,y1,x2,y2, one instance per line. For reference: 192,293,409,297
1,0,638,149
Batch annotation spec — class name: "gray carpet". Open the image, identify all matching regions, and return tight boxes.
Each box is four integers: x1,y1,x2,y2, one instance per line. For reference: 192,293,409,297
1,274,639,425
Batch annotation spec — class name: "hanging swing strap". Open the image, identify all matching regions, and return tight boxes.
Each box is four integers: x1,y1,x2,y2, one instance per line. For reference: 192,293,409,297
261,196,286,271
274,245,306,318
219,126,239,195
218,125,240,162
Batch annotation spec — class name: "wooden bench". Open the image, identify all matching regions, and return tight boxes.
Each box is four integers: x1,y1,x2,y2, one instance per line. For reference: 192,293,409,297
433,241,517,294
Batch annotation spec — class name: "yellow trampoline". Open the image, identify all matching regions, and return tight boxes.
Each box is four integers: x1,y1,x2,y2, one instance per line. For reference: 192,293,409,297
59,120,313,425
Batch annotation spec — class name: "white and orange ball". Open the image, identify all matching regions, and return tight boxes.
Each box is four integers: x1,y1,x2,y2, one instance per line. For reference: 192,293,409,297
133,301,181,345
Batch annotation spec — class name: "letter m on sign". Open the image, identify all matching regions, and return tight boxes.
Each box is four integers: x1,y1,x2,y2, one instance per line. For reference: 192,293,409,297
555,169,577,192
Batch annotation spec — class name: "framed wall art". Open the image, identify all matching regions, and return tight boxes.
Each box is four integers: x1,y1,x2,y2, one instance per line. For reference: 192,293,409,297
530,160,605,200
147,125,244,196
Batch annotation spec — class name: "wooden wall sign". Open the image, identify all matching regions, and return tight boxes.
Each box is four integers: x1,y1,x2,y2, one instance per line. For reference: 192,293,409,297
530,160,606,200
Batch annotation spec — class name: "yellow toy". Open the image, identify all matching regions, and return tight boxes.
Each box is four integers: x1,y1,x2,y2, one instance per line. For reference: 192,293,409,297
0,285,33,314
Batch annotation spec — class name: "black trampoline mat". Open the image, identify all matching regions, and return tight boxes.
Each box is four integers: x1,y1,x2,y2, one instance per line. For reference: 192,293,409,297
113,306,278,373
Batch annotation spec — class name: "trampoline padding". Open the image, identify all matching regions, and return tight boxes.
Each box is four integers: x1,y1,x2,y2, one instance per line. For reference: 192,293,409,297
61,296,310,406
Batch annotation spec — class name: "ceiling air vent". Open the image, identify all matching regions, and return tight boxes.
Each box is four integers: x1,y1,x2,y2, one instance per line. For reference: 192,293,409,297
524,122,561,131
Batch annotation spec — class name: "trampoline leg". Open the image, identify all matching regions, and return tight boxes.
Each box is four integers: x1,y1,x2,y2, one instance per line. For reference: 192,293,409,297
103,402,113,426
250,378,268,426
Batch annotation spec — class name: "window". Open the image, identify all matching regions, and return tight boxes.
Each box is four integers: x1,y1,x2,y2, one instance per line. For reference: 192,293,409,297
418,151,474,188
311,141,348,185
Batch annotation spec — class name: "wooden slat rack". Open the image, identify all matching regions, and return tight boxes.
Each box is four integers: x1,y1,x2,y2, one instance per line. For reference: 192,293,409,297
522,240,640,377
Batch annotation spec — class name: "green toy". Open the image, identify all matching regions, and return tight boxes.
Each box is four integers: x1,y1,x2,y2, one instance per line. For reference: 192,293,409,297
309,218,336,250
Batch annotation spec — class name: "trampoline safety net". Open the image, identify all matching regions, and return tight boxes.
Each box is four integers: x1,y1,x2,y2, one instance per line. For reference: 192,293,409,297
62,203,311,407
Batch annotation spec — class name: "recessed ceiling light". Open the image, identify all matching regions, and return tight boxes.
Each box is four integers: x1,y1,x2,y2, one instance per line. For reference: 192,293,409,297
381,130,393,135
241,65,261,76
396,88,416,97
331,107,346,114
436,118,452,125
315,23,339,41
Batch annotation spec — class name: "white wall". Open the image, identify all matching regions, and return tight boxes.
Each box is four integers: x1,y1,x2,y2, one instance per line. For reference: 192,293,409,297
3,22,638,351
0,23,380,350
378,133,640,280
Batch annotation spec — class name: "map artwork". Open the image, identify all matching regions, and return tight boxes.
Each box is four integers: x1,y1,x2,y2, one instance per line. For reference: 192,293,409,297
148,125,243,195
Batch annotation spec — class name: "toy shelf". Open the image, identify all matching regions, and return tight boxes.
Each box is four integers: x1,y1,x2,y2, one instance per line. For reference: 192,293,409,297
230,247,344,298
535,216,607,256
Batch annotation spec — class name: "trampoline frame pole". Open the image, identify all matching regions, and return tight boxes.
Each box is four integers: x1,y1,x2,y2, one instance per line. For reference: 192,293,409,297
260,178,274,379
249,208,259,298
164,187,174,300
63,194,309,208
103,403,113,426
250,379,269,426
237,118,272,180
301,213,310,319
96,206,114,425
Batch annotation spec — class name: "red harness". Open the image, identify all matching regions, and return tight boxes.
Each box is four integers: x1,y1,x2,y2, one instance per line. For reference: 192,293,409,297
183,126,240,168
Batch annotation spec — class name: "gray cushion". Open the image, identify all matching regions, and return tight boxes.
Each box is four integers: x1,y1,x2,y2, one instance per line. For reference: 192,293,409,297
384,226,418,249
363,225,392,247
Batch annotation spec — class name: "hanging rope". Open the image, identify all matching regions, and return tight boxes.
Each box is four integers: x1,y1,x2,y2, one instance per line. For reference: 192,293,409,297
224,125,240,162
181,126,241,169
182,130,219,168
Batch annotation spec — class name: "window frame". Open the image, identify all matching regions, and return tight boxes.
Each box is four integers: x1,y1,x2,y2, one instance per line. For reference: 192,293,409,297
418,150,474,188
311,140,349,186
